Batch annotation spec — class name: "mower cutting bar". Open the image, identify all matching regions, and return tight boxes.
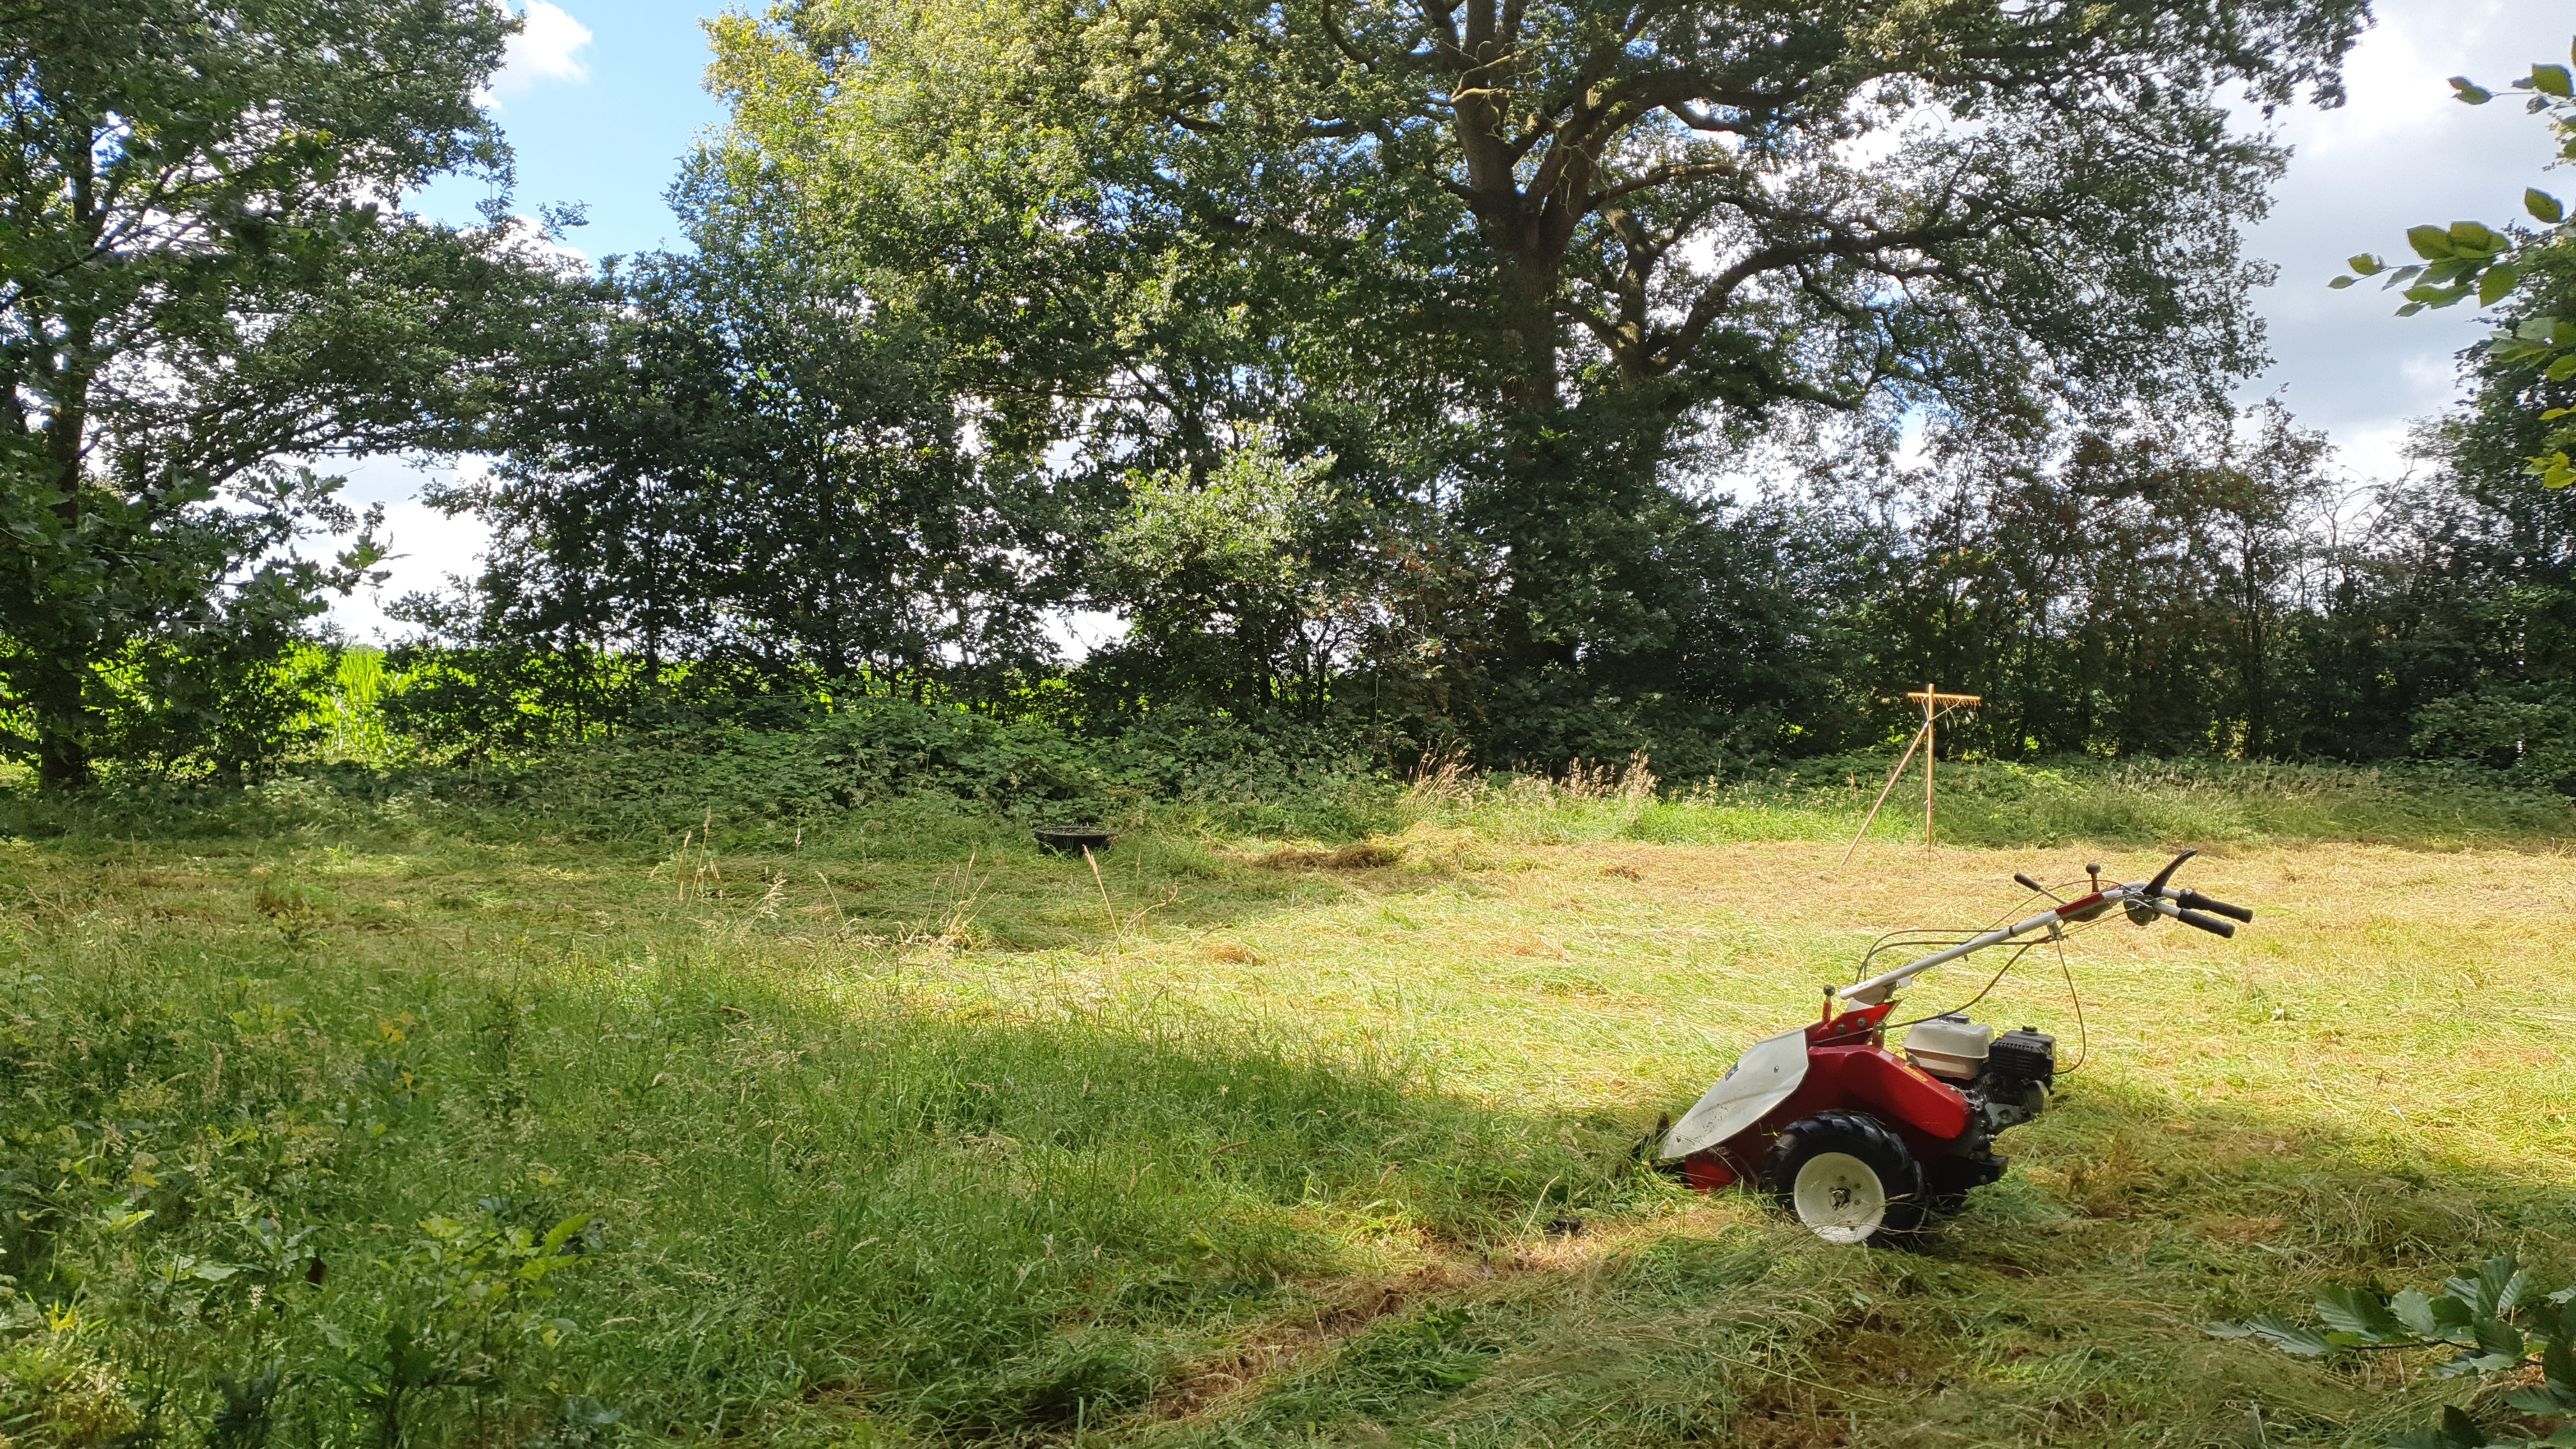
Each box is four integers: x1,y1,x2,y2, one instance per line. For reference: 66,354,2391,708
1836,893,2122,1005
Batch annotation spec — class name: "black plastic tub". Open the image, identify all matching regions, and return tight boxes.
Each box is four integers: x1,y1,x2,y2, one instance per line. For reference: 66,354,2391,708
1034,826,1116,856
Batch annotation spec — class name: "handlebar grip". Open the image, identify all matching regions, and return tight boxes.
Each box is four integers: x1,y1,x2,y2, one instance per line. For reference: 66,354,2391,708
2175,889,2253,923
2173,908,2236,939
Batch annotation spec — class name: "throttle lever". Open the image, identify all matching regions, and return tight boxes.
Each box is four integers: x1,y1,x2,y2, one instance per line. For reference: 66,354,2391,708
2143,848,2198,899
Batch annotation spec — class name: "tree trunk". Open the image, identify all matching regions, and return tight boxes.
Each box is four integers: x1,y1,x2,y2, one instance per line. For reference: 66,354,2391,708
2241,539,2269,758
1480,256,1587,677
29,345,96,791
1494,257,1561,417
26,117,100,792
29,651,91,791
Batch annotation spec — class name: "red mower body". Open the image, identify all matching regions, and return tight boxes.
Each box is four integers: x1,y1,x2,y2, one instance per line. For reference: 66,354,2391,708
1677,1003,1974,1192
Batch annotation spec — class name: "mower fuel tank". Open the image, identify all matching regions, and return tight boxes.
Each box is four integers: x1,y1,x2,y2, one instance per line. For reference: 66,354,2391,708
1659,1025,1810,1160
1901,1014,1993,1081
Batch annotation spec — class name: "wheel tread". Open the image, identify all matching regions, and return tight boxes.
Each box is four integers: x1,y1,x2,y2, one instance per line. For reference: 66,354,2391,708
1763,1108,1931,1242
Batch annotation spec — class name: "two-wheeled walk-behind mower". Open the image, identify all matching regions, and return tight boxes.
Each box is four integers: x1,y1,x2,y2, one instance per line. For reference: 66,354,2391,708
1656,850,2254,1245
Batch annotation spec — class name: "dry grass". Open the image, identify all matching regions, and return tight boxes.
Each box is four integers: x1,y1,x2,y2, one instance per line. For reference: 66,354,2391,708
919,833,2576,1445
1248,843,1401,871
942,837,2575,1146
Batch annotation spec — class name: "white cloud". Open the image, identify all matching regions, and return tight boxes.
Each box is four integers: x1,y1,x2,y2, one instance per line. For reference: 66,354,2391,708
493,213,592,270
489,3,593,100
2234,0,2570,479
322,457,496,644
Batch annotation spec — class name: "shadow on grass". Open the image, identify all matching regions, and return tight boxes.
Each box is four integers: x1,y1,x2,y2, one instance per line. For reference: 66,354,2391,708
0,912,1643,1448
1130,1073,2576,1449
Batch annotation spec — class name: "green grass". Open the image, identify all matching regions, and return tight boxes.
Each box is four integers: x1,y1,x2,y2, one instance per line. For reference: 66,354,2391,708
1,754,2571,1447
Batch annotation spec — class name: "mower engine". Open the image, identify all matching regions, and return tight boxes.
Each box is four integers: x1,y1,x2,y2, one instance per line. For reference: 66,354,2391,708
1899,1016,2055,1205
1656,850,2250,1244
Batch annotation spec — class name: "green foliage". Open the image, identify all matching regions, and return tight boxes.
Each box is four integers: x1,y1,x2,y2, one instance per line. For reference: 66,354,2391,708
392,696,1401,840
723,0,2361,420
376,634,652,762
1850,402,2363,760
691,0,2368,754
0,0,586,790
427,224,1064,698
2337,36,2576,489
97,623,346,786
419,383,2549,778
2212,1257,2576,1448
314,651,399,765
15,0,2563,820
350,0,2550,782
1091,436,1355,716
317,1208,597,1448
2411,685,2576,786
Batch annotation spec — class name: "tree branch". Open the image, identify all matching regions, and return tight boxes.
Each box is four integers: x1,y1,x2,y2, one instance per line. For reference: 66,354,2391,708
1588,158,1735,208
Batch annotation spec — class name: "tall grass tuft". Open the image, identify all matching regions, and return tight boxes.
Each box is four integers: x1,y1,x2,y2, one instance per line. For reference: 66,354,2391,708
310,647,399,765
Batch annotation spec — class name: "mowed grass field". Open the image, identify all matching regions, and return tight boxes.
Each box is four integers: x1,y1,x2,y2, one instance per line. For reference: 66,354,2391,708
4,767,2573,1448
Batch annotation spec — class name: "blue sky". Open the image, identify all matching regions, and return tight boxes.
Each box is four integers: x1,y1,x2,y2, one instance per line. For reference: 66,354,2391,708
329,0,2576,640
415,1,728,259
333,1,732,638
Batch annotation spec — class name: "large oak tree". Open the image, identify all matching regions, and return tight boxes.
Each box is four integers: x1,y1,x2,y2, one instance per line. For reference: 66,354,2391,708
705,0,2366,700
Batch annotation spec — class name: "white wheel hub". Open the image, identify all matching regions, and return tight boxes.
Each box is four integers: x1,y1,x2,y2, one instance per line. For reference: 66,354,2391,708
1791,1151,1888,1243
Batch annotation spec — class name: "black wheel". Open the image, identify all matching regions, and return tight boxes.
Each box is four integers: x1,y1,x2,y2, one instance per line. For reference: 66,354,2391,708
1763,1110,1931,1245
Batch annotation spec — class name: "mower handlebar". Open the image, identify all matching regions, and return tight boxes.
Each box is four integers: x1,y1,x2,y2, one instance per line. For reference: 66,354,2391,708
2171,907,2237,939
2143,848,2198,899
2172,888,2253,923
1836,855,2255,1004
